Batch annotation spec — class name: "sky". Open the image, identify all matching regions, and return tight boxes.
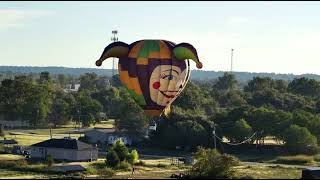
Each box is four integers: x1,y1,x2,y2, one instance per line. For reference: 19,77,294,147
1,1,320,75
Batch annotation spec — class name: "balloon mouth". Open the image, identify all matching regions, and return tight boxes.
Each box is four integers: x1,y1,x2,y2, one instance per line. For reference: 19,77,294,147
96,60,102,67
196,62,203,69
160,91,176,99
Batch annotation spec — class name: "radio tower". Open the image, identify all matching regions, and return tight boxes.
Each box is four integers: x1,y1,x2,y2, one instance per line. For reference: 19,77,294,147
230,48,234,73
111,30,118,77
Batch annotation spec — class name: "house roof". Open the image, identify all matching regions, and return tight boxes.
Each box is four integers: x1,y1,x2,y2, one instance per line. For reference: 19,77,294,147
86,128,116,134
30,138,96,150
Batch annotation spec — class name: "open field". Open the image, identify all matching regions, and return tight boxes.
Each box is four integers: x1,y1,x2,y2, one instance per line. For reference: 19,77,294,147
0,154,304,179
1,120,115,147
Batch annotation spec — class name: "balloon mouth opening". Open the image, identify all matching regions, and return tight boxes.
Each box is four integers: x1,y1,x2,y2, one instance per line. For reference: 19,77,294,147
196,62,203,69
96,60,102,67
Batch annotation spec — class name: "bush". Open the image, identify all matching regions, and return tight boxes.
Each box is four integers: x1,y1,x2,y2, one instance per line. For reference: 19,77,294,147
0,124,4,137
134,160,146,166
157,163,169,168
45,155,54,167
116,161,131,171
0,159,28,169
98,167,115,177
189,147,240,178
314,154,320,161
106,149,120,167
105,140,139,168
276,155,314,165
127,149,139,164
282,125,319,155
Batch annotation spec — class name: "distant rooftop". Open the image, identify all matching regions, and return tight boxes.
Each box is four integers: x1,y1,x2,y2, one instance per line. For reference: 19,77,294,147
30,138,96,150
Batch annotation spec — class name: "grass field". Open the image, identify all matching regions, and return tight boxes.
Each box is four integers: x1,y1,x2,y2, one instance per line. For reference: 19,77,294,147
233,165,302,179
2,120,115,147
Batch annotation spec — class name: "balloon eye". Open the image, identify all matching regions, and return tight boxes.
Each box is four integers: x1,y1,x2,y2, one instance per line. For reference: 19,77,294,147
179,85,183,89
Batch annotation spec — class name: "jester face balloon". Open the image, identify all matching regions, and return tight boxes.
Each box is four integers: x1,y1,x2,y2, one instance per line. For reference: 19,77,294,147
95,40,203,116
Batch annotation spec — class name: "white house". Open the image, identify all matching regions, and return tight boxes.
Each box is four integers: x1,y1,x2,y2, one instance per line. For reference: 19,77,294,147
29,137,98,162
84,128,133,146
64,83,80,92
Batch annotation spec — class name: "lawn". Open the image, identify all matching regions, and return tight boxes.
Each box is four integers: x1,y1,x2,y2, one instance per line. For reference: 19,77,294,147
2,120,115,147
232,165,302,179
0,154,24,161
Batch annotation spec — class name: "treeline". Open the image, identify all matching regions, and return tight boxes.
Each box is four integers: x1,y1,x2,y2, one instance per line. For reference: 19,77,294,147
2,66,320,82
2,71,320,155
150,74,320,155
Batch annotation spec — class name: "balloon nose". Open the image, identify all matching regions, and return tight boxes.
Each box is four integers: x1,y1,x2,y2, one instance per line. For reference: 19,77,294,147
96,60,102,67
196,62,203,69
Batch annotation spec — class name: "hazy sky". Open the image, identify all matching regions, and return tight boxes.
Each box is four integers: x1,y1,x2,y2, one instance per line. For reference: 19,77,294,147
1,1,320,75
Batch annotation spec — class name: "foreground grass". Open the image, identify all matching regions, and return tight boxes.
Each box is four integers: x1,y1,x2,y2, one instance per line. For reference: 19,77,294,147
0,154,24,161
233,165,302,179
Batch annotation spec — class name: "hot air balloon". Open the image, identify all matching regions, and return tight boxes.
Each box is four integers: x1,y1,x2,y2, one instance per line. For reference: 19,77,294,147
95,40,203,116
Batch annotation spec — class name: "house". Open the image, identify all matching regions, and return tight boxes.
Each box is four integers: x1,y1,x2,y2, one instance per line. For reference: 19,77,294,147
84,128,133,146
29,137,98,162
63,83,80,92
0,120,30,129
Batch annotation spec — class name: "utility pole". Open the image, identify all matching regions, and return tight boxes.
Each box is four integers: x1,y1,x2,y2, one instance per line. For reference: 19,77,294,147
213,123,217,150
111,30,118,78
230,48,234,73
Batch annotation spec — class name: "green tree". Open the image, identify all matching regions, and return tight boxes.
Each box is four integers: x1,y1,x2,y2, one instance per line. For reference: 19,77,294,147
227,118,253,143
71,90,103,127
57,74,67,88
190,147,240,178
79,73,98,90
38,71,52,84
288,77,320,97
214,72,237,91
282,125,318,155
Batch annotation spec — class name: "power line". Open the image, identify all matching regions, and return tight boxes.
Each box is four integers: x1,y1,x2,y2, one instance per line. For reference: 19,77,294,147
213,132,257,146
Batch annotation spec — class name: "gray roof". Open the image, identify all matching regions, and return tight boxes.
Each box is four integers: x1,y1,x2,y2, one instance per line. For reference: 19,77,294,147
86,128,116,134
30,138,96,150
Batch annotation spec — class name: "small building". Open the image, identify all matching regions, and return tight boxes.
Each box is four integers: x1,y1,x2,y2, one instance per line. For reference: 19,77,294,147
84,128,133,146
63,83,80,92
29,137,98,162
0,120,30,129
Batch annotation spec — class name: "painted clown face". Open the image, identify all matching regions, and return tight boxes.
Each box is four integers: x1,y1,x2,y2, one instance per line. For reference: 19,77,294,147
149,65,187,106
95,39,203,116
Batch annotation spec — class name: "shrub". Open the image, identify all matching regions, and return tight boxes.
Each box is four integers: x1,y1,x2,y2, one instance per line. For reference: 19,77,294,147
189,147,240,178
126,149,139,164
116,161,131,171
106,149,120,167
45,155,54,167
134,160,146,166
0,124,4,137
276,155,314,165
314,154,320,161
98,167,115,177
105,140,139,168
157,163,169,168
0,159,28,169
282,125,319,155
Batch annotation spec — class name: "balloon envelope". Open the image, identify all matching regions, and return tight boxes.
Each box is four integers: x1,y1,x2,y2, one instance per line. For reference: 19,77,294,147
96,40,203,116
